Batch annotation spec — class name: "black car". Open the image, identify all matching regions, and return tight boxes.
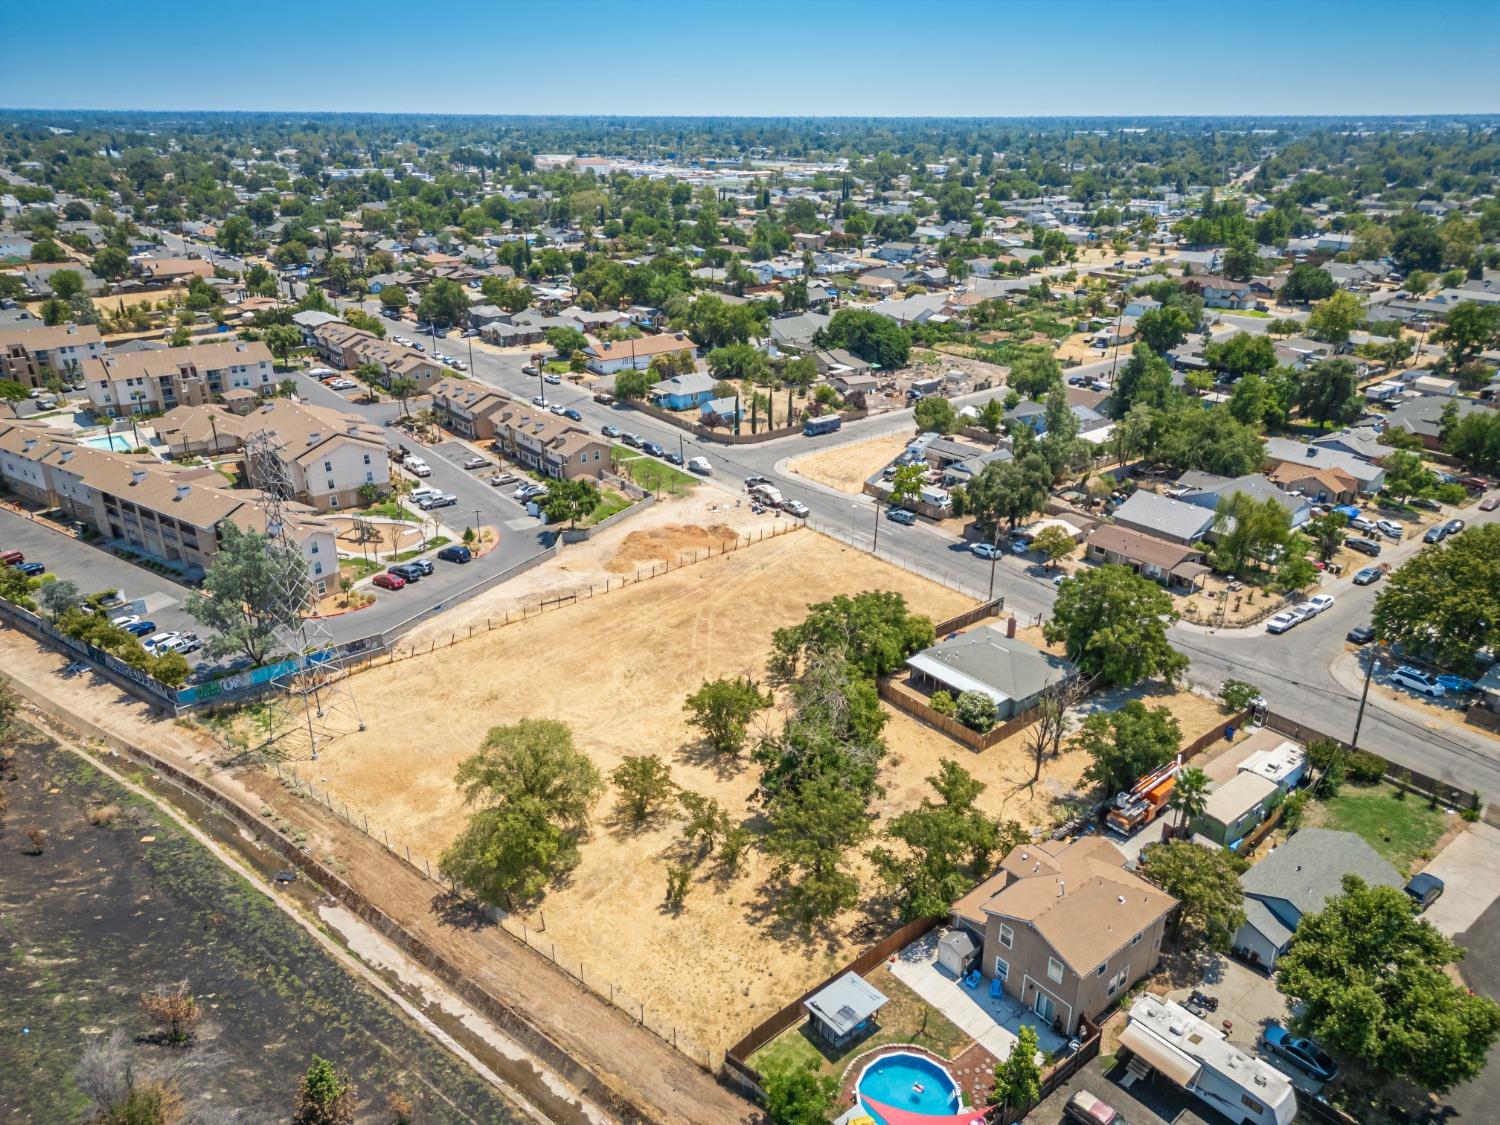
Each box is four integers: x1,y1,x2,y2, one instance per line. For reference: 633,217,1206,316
665,451,684,466
1423,524,1448,544
1347,625,1376,645
641,441,666,457
437,544,472,563
563,408,583,421
1404,872,1444,911
1346,536,1383,556
388,563,423,583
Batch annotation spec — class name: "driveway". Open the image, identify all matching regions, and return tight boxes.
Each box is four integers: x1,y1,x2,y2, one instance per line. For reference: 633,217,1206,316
1420,823,1500,938
1441,891,1500,1122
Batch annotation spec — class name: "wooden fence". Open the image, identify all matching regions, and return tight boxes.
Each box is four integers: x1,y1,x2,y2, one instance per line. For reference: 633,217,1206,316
879,677,1047,751
623,396,867,445
991,1026,1103,1125
932,599,1004,635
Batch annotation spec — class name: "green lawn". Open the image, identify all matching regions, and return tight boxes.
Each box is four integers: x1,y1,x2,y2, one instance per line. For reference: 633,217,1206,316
748,968,971,1080
611,446,697,494
581,486,633,527
340,557,382,580
392,536,450,562
352,499,407,520
1309,782,1449,874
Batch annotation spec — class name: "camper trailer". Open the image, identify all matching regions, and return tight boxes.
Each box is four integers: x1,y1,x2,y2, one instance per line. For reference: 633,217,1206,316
1120,996,1296,1125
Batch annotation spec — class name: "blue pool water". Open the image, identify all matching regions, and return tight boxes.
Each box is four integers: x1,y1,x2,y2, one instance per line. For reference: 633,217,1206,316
83,432,137,452
857,1051,961,1122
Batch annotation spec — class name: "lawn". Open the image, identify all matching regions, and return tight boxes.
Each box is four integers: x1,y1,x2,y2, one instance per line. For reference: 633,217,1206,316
748,966,971,1079
1308,781,1450,874
581,485,633,527
392,536,450,561
611,446,697,494
340,557,382,580
352,498,407,520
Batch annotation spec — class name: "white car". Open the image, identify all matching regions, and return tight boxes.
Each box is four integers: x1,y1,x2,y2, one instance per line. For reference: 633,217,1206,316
308,366,334,377
544,373,562,385
1389,666,1445,698
144,631,181,652
111,613,141,628
405,459,432,478
1376,519,1404,540
1305,594,1335,616
1266,612,1300,634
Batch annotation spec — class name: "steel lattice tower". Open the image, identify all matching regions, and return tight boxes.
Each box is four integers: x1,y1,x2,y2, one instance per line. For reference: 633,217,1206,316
243,429,364,760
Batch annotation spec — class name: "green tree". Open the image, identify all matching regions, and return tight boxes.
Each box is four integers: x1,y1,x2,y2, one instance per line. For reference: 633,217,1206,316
1432,300,1500,369
264,323,302,365
184,522,306,665
770,591,934,681
888,462,926,510
1381,449,1436,504
913,394,957,434
1219,678,1261,713
438,719,604,905
30,238,66,262
683,676,771,754
762,774,871,929
217,215,255,255
763,1058,838,1125
416,278,470,327
1168,766,1210,828
1156,404,1265,477
1226,371,1276,427
92,245,130,281
1007,351,1063,400
1203,332,1276,380
965,453,1052,535
544,325,588,356
1031,526,1076,569
293,1055,356,1125
1277,876,1500,1092
1280,264,1335,304
609,754,676,823
1210,493,1291,577
1373,525,1500,673
613,367,652,400
49,269,85,301
956,689,996,732
1133,306,1194,355
706,341,772,383
1304,510,1349,562
1443,410,1500,474
816,307,910,368
1294,358,1362,429
540,477,600,528
481,277,534,312
1071,699,1182,794
1139,839,1248,949
1306,290,1364,345
1044,565,1188,686
378,284,408,311
1277,550,1319,594
989,1025,1043,1113
38,577,81,619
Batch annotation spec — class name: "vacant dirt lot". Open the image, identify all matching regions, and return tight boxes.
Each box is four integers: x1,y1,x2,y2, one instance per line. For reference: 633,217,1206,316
785,432,909,494
314,529,974,1048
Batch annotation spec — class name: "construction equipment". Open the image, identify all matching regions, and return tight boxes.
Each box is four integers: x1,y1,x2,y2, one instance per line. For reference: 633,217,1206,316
1106,758,1182,834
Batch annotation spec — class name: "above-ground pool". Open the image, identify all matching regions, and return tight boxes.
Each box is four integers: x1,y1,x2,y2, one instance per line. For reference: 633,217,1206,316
856,1050,961,1122
82,432,138,452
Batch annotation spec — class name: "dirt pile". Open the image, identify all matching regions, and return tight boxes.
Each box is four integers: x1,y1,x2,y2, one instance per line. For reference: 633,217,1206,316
604,523,742,572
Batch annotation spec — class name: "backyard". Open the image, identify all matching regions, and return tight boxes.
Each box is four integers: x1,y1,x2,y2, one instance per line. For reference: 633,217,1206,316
1304,780,1454,875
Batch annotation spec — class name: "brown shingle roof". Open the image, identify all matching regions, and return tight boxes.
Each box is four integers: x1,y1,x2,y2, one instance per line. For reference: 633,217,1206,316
1085,524,1200,571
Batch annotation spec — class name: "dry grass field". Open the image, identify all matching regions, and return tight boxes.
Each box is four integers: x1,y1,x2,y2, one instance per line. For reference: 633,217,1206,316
785,432,909,494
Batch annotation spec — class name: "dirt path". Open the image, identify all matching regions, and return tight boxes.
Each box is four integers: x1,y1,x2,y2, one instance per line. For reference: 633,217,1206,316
0,626,759,1125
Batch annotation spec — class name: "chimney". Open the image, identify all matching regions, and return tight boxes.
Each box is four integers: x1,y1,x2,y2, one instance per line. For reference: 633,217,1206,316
1006,616,1017,639
174,484,191,501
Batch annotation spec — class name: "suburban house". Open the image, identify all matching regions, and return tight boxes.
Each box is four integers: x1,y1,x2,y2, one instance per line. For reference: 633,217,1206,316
584,332,697,375
1273,337,1335,369
1110,490,1217,545
238,399,391,511
491,404,609,481
854,272,899,298
1264,437,1386,494
1083,525,1210,591
950,837,1177,1036
1265,461,1359,505
1383,395,1490,450
1176,472,1311,529
83,340,276,415
427,377,512,441
905,624,1077,721
650,371,718,411
1232,828,1401,969
1182,275,1255,309
137,257,214,284
814,348,871,380
0,322,106,388
768,310,830,354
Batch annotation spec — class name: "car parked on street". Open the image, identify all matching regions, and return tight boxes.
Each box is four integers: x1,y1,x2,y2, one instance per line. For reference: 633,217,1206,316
641,441,666,457
1389,665,1446,698
544,373,562,385
601,424,621,438
417,491,457,510
886,508,917,526
1266,611,1300,634
782,499,809,518
170,633,203,655
970,541,1000,559
1261,1024,1339,1083
1480,494,1499,512
1444,518,1465,535
1306,594,1335,615
563,408,583,422
531,394,549,407
744,475,770,489
371,572,405,591
14,560,45,576
436,544,472,563
1423,523,1448,544
143,631,181,652
1347,625,1376,645
665,450,684,465
1352,565,1387,585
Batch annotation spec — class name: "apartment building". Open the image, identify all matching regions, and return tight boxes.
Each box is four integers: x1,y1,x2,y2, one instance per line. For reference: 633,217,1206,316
950,837,1176,1036
0,322,107,388
491,403,609,480
83,340,276,415
237,399,390,511
427,376,511,441
311,323,444,391
0,419,337,593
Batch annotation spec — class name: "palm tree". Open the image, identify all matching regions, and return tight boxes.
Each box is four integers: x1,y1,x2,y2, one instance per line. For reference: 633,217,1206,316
1169,767,1210,830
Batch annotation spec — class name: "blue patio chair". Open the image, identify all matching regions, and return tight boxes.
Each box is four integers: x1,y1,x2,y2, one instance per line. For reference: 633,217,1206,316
990,977,1003,999
963,969,982,990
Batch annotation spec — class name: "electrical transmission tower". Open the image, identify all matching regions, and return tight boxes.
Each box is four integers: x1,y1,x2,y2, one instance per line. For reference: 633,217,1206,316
243,429,364,761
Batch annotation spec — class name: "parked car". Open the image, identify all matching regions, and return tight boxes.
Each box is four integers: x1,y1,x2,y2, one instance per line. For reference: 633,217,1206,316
111,613,141,627
641,441,666,458
971,541,1000,559
1444,518,1466,535
548,403,566,416
408,559,435,577
1349,515,1377,534
1480,494,1499,512
0,550,24,566
143,631,181,652
782,499,809,518
563,408,583,422
388,563,423,583
601,424,621,438
1346,536,1383,556
1352,565,1387,585
621,433,643,448
521,364,538,376
1437,674,1476,694
744,475,770,489
1411,496,1442,511
436,544,472,563
1459,476,1488,491
1389,665,1446,698
544,373,562,385
1063,1090,1125,1125
372,572,406,591
886,508,917,526
1306,594,1335,615
1262,1024,1339,1083
124,620,156,636
1404,872,1445,911
1423,523,1448,544
1375,519,1404,540
531,394,549,407
463,455,489,470
418,492,457,510
1347,625,1376,645
514,483,547,502
14,561,45,576
686,457,712,475
405,458,432,478
665,450,684,465
1266,611,1300,634
170,633,203,655
488,472,517,487
592,392,615,404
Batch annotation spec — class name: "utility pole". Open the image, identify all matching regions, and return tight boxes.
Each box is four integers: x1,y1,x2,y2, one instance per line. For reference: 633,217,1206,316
986,521,1001,601
1351,646,1379,750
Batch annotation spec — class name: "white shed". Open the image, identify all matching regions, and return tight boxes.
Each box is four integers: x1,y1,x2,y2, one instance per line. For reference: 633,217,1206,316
937,929,978,977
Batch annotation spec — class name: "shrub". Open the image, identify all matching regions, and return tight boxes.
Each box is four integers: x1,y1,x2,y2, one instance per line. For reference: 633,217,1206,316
1347,750,1387,785
956,690,996,733
1218,679,1260,714
1306,738,1346,796
930,689,956,716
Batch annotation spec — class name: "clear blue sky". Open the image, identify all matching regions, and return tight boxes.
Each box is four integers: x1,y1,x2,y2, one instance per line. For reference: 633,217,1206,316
2,0,1496,117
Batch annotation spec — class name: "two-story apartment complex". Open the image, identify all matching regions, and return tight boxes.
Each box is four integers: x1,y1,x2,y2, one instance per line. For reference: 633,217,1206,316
0,322,107,387
83,340,276,415
427,376,511,441
237,399,390,511
491,403,610,480
311,323,444,391
950,837,1176,1036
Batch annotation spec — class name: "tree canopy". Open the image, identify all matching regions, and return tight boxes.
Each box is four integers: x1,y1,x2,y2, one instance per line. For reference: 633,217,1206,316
770,591,934,682
184,522,306,665
1044,565,1188,686
1140,840,1247,950
1373,525,1500,673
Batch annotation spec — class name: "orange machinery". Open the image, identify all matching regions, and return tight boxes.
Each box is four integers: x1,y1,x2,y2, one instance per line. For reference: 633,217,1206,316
1105,759,1181,834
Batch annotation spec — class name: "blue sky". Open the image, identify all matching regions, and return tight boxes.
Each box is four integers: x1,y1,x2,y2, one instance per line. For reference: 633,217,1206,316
2,0,1496,117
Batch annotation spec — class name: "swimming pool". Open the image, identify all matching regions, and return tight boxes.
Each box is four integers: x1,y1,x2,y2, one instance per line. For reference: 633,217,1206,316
856,1050,961,1123
82,432,137,452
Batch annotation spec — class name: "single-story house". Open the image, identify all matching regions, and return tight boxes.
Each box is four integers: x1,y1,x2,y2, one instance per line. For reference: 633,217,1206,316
1189,771,1282,849
1110,491,1217,545
651,371,718,411
1176,472,1311,530
1263,437,1385,494
585,332,697,375
1084,525,1210,591
1383,395,1490,450
1265,461,1359,505
905,625,1077,721
700,395,741,423
1232,828,1402,969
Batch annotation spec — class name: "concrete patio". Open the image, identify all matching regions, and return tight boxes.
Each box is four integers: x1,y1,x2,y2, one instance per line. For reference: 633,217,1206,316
890,931,1068,1062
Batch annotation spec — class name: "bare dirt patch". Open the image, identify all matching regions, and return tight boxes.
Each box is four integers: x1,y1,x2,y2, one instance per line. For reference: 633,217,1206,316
603,522,742,573
311,529,975,1048
785,432,910,494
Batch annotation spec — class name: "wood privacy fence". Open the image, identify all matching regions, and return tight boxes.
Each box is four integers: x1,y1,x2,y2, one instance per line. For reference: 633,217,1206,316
623,396,867,445
878,677,1048,752
1262,710,1482,812
991,1026,1103,1125
931,599,1004,635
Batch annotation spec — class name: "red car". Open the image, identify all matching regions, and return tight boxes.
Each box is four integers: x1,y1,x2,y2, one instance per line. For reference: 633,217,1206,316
371,572,406,591
1480,494,1499,512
